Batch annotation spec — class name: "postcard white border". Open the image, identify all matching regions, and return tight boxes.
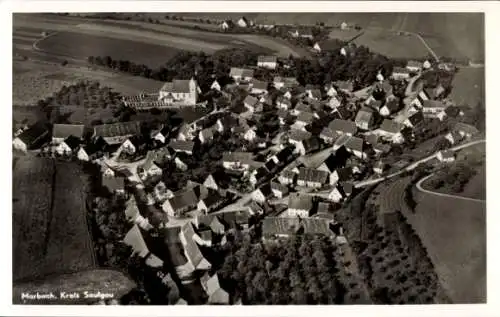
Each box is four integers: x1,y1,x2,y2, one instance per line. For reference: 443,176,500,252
2,1,499,316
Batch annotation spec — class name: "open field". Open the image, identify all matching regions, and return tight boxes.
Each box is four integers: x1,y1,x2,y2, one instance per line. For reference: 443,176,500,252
13,269,136,304
13,60,165,105
401,188,486,303
13,157,95,282
449,67,485,107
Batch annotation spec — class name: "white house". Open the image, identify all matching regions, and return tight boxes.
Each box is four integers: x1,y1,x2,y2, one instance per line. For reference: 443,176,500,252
437,150,455,163
257,55,278,70
210,80,221,91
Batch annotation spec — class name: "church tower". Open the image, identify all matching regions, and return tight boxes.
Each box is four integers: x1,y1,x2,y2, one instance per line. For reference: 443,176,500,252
189,77,198,106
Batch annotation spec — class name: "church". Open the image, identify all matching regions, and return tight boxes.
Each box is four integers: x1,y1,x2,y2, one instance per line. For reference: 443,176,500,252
158,78,199,106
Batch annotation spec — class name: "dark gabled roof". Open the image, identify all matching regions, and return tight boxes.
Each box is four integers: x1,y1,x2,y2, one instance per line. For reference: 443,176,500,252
328,119,357,134
380,119,403,134
275,146,295,163
16,121,50,146
222,151,253,164
407,60,423,68
205,171,231,189
345,136,364,152
320,150,348,172
315,39,343,51
320,127,338,140
252,80,269,91
264,159,278,172
317,202,332,215
167,189,198,212
63,135,80,150
83,136,108,155
297,111,315,124
270,181,289,194
230,67,254,78
288,193,313,211
258,55,277,63
342,182,354,195
52,124,85,139
288,129,312,142
102,175,125,191
243,95,260,107
169,140,195,153
298,167,329,184
335,167,353,182
407,111,424,125
256,183,273,198
301,137,321,153
199,191,224,209
383,97,400,112
94,121,141,139
276,95,292,106
280,170,297,180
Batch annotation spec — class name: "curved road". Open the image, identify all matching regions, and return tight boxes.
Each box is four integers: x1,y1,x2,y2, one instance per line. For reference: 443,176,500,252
354,139,486,188
416,173,486,203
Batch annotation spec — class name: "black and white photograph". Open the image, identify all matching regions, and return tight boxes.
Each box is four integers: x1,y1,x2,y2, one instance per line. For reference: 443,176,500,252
5,0,497,314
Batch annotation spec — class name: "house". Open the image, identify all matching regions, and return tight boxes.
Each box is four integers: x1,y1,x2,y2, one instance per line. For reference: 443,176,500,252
438,62,455,71
123,224,150,259
158,78,199,105
289,28,313,39
243,95,260,113
287,194,314,218
222,152,253,171
273,77,299,90
251,183,274,204
319,127,338,144
262,217,333,238
295,137,320,156
454,122,479,139
373,142,391,156
154,181,174,203
332,134,352,152
422,100,447,117
288,129,312,146
201,273,230,305
330,167,353,186
269,146,295,166
444,130,463,145
403,111,424,128
230,68,254,83
215,114,239,133
406,60,423,72
327,185,348,203
276,96,292,110
220,20,234,30
162,189,199,217
380,96,400,117
345,136,367,159
334,80,354,94
294,111,316,130
328,119,357,136
326,96,341,109
313,40,342,53
271,181,289,199
325,83,338,97
102,174,126,195
12,121,50,153
257,55,278,69
391,67,411,80
251,80,269,95
317,148,349,174
210,80,222,91
297,167,328,188
118,136,145,156
55,135,80,156
373,160,386,174
138,152,162,180
307,88,322,100
168,140,195,155
180,223,212,271
52,124,85,144
198,127,215,144
197,191,225,214
93,121,141,145
249,166,269,187
378,119,405,144
150,125,170,144
437,150,455,163
279,170,297,186
237,16,250,27
355,107,375,130
243,127,258,142
77,136,108,162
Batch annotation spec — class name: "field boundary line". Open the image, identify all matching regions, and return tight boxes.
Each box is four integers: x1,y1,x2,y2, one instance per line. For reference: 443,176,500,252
416,174,486,203
32,31,59,51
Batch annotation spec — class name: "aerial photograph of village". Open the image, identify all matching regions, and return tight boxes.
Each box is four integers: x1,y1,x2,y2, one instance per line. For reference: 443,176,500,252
12,12,485,306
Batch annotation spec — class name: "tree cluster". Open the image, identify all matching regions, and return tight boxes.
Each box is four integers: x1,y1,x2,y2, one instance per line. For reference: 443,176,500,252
427,163,477,193
216,232,356,304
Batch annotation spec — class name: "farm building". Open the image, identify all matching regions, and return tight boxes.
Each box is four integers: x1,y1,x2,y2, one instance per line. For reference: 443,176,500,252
297,167,328,188
158,78,199,106
262,217,333,238
222,151,253,171
391,67,411,80
77,136,108,162
230,68,254,83
162,189,199,217
168,140,195,155
454,122,480,139
55,135,81,156
12,121,50,153
250,80,269,95
93,121,141,145
355,107,375,130
273,77,299,90
52,124,85,144
257,55,278,69
287,194,314,218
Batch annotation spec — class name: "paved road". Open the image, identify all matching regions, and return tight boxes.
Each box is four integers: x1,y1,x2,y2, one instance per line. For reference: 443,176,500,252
416,174,486,203
354,139,486,188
